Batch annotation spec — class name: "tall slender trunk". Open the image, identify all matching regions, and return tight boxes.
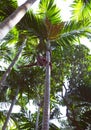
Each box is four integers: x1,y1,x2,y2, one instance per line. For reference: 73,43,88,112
35,105,40,130
42,40,51,130
2,87,19,130
0,0,36,41
0,39,27,91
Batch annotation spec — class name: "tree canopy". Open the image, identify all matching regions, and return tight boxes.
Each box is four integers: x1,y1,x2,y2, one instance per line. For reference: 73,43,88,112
0,0,91,130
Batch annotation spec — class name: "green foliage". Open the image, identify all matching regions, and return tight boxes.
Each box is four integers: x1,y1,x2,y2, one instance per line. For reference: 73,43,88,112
0,0,91,129
63,44,91,129
38,0,61,24
18,11,48,39
71,0,91,20
60,19,91,43
0,0,17,21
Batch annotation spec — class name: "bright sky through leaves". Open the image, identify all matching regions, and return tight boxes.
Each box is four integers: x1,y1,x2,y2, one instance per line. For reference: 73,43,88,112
17,0,73,21
17,0,91,119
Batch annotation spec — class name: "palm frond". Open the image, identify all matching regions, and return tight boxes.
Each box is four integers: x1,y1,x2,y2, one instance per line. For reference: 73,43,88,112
0,43,11,60
17,0,63,41
18,11,48,39
71,0,91,20
38,0,61,24
0,0,17,21
59,19,91,45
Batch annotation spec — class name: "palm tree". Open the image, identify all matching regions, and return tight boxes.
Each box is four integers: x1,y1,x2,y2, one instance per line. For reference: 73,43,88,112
17,1,91,130
15,2,62,129
0,0,37,41
18,0,91,128
42,40,51,130
0,0,91,129
2,87,19,130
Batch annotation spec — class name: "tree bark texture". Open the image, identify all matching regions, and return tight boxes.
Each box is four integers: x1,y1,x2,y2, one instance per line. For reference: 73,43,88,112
42,40,51,130
0,0,36,40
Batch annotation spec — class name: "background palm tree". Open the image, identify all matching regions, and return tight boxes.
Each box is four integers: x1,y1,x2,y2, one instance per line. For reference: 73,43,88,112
0,37,27,91
0,0,37,40
2,86,19,130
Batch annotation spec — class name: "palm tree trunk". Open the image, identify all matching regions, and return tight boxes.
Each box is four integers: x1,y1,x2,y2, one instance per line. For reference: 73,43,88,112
35,105,40,130
0,39,27,91
42,40,51,130
0,0,36,41
2,87,19,130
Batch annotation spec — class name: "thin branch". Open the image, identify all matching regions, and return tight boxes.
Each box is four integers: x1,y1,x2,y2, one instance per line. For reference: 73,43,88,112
2,87,19,130
0,39,27,91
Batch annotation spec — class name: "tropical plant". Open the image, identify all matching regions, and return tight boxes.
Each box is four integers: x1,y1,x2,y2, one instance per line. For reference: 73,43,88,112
17,0,63,129
62,44,91,130
0,0,37,40
71,0,91,21
0,0,91,130
0,38,27,92
2,87,19,130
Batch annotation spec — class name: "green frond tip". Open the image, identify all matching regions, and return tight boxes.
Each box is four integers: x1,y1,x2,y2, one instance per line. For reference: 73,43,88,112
0,0,17,19
71,0,91,21
18,11,48,39
38,0,61,24
60,19,91,44
18,9,63,40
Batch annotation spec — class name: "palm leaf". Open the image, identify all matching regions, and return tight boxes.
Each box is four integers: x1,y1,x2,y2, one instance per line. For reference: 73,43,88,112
18,10,64,41
38,0,61,24
71,0,91,20
59,19,91,45
17,11,48,39
0,0,17,21
17,0,63,41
